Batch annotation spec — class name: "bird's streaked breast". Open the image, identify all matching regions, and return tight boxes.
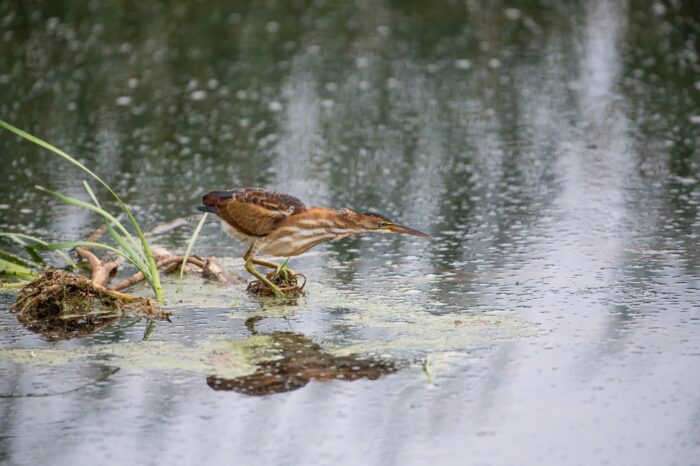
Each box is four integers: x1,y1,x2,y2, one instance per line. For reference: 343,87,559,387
258,226,361,256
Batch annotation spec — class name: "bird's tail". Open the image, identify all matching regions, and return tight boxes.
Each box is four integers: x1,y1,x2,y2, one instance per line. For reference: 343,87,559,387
197,190,232,214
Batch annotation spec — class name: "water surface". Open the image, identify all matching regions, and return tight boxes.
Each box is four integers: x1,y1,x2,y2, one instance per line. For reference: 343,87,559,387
1,1,699,465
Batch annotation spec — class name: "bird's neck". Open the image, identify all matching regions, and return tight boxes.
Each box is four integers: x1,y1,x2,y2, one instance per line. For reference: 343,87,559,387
290,207,362,232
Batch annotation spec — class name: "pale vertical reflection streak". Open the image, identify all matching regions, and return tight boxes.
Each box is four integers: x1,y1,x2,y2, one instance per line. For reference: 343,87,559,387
453,0,635,462
47,102,127,265
270,53,327,204
395,66,448,257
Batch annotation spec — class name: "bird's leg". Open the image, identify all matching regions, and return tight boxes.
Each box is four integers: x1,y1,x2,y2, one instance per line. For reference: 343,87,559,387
245,257,284,298
253,256,296,284
243,247,296,276
243,245,275,268
243,244,284,298
252,257,282,269
243,244,254,262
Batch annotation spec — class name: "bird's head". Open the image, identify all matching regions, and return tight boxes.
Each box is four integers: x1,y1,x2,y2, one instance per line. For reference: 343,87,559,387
340,209,430,237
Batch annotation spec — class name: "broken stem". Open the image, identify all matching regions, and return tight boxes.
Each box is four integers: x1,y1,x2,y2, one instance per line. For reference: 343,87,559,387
75,247,119,288
110,255,206,292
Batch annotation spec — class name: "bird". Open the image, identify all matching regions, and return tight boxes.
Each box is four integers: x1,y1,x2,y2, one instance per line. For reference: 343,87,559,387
197,188,429,297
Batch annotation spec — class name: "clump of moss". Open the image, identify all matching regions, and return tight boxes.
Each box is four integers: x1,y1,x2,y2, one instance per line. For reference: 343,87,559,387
12,270,168,340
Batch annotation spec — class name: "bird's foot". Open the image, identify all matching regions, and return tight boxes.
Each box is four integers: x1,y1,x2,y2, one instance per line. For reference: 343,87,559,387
246,274,306,298
245,259,285,298
245,258,304,298
267,266,305,296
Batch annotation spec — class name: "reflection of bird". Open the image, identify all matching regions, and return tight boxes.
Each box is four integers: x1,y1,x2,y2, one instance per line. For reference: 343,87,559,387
206,332,398,396
197,188,429,297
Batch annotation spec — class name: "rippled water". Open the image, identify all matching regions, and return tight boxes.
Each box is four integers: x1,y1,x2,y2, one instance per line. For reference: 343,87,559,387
1,1,699,465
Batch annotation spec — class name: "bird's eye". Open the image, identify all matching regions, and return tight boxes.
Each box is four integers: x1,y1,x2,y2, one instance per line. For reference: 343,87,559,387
378,221,388,228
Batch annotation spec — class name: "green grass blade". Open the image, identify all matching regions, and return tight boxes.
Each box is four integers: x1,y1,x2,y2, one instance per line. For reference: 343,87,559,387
423,354,435,386
0,249,35,269
0,281,30,289
0,232,75,268
36,185,144,258
108,228,151,281
0,120,101,182
178,213,208,289
0,232,41,245
0,232,44,264
82,180,101,207
82,180,149,274
0,272,37,281
0,258,39,280
37,241,147,275
0,120,163,301
0,257,33,274
23,245,45,265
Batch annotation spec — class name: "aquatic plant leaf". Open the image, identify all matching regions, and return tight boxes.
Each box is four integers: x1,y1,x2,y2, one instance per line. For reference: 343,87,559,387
0,280,28,288
0,232,75,268
81,181,149,276
37,185,144,262
36,241,148,276
179,213,208,290
0,248,35,270
0,257,38,280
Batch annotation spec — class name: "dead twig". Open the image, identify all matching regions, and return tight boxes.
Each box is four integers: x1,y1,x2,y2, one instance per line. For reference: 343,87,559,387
75,224,122,288
80,218,238,292
75,247,119,288
110,255,206,291
202,257,243,285
85,224,108,242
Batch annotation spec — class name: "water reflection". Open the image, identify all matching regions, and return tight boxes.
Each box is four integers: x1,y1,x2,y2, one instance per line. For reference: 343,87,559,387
207,331,398,396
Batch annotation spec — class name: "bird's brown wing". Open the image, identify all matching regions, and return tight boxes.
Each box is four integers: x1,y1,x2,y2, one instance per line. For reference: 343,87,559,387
208,188,306,237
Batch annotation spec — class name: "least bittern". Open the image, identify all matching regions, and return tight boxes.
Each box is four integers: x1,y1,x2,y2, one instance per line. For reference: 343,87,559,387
197,188,429,297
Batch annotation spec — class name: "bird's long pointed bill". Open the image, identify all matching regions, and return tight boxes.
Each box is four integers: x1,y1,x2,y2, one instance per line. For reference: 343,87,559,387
389,223,430,237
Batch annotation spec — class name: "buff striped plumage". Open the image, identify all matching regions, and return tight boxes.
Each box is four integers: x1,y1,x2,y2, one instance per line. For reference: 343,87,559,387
198,188,428,258
258,225,360,256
